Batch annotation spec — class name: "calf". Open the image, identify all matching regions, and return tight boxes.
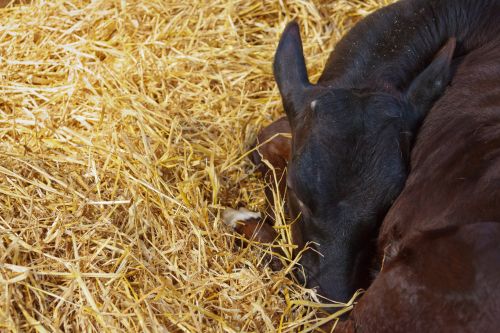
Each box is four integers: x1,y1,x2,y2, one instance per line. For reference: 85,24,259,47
232,0,500,326
235,20,456,302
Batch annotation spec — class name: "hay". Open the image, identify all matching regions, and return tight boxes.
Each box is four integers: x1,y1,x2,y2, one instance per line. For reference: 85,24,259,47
0,0,393,331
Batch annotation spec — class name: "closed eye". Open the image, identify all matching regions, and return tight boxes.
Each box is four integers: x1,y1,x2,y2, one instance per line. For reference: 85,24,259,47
297,198,307,213
296,195,313,217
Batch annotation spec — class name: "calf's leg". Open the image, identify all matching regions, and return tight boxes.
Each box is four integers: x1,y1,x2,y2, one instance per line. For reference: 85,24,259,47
224,117,292,268
250,116,291,224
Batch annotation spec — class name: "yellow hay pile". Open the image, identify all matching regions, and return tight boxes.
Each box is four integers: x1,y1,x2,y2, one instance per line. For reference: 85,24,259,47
0,0,393,331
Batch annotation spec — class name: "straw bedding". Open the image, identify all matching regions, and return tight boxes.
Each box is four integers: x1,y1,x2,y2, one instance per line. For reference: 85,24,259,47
0,0,394,331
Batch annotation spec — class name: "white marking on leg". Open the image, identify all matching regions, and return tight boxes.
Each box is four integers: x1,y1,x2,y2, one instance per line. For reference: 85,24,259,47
223,207,261,229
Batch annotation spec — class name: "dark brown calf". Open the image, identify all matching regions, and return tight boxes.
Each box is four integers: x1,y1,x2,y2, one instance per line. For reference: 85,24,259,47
335,222,500,333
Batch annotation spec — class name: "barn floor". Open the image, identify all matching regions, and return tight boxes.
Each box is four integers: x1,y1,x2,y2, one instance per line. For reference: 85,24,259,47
0,0,392,332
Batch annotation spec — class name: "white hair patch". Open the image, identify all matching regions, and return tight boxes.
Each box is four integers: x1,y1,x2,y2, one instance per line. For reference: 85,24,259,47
310,100,318,110
223,207,261,229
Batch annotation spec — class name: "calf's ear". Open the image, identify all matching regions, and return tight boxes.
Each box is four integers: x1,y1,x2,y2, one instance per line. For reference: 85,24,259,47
273,21,312,122
406,37,456,128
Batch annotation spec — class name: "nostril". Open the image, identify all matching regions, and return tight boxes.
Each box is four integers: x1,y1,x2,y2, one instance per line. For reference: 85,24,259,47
293,266,307,285
294,253,319,287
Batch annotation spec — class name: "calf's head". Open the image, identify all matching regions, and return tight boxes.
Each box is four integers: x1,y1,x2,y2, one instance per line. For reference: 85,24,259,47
274,22,455,302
